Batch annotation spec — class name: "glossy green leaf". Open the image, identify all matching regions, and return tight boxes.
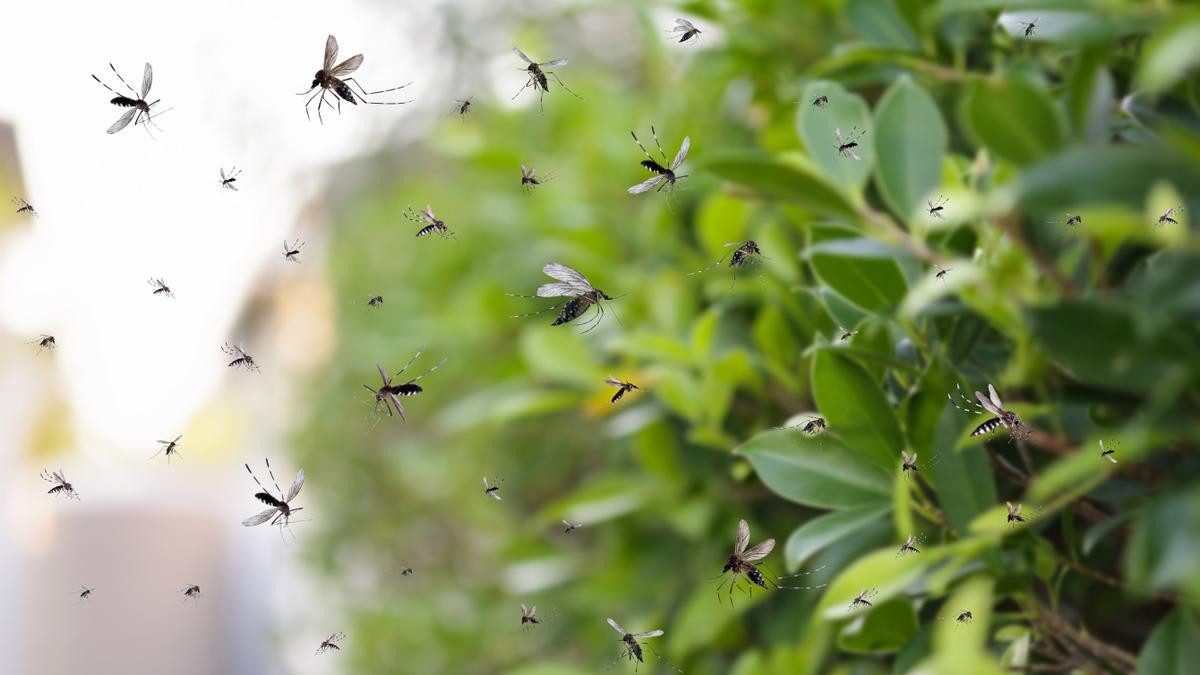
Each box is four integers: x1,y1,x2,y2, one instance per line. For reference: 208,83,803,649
847,0,920,51
808,226,907,313
962,76,1063,166
796,81,874,192
1138,608,1200,675
736,428,892,509
785,503,893,569
1137,16,1200,93
812,350,903,470
702,151,858,217
873,76,947,221
929,403,997,535
837,598,920,654
1127,491,1200,603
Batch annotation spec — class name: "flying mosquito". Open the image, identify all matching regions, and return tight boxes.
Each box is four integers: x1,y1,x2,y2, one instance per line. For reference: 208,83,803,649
360,349,446,421
1156,206,1183,227
811,94,829,108
1006,501,1028,527
148,277,173,298
315,632,345,655
32,335,56,354
1100,439,1117,464
452,97,474,117
934,265,951,282
78,586,94,602
838,326,858,342
1017,17,1039,37
900,451,921,475
153,435,183,463
219,167,242,191
179,585,202,602
794,416,827,436
954,609,974,626
91,62,167,136
511,263,616,332
42,470,79,500
896,535,921,557
521,164,554,193
628,126,690,195
520,604,540,630
949,383,1024,438
512,47,581,111
607,618,665,669
283,239,305,263
297,35,412,124
365,295,384,308
12,197,36,217
242,459,305,534
606,376,640,403
926,195,948,219
848,588,878,611
482,476,503,501
834,126,867,160
400,566,414,577
666,18,702,44
406,205,455,239
562,519,582,534
715,519,825,607
222,342,259,372
688,241,767,288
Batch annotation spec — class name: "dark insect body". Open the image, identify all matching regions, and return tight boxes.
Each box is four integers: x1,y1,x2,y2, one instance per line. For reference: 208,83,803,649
148,277,173,298
1067,214,1082,227
715,519,825,607
315,632,345,655
801,417,826,435
297,35,411,124
689,241,766,289
838,327,858,342
78,586,94,602
849,588,878,611
956,609,974,626
811,95,829,108
1157,206,1182,227
511,263,616,333
628,126,690,195
606,376,640,403
180,585,201,601
834,126,867,160
42,469,79,500
400,566,414,577
407,205,455,239
33,335,56,354
520,164,554,193
1100,439,1117,464
366,295,384,308
927,195,948,219
667,18,702,44
520,604,540,629
901,451,920,474
1006,501,1027,527
242,458,305,534
935,265,951,282
562,519,581,534
13,197,36,217
512,47,581,111
482,476,502,501
219,166,242,191
897,535,921,557
949,383,1024,438
92,62,168,136
453,97,473,117
154,435,183,463
607,618,664,669
1018,17,1039,37
283,239,305,263
360,349,446,422
222,342,259,372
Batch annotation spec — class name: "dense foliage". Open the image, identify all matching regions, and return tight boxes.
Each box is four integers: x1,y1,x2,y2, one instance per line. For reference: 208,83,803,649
294,1,1200,673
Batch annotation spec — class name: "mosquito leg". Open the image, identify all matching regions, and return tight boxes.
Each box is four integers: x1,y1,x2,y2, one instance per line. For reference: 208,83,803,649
546,71,583,100
92,75,120,95
344,77,413,102
511,77,534,101
648,125,669,164
265,458,283,497
392,347,425,379
630,131,656,162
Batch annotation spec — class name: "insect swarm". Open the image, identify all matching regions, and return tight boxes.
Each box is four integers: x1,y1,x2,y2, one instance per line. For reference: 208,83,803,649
283,239,305,263
42,469,79,500
848,588,878,611
628,126,690,196
406,205,455,239
91,62,168,136
511,47,582,111
315,632,345,655
834,126,867,160
606,618,665,670
360,349,446,422
520,164,554,193
148,277,173,298
714,519,826,607
605,376,640,403
222,342,259,372
1156,206,1183,227
242,458,305,535
482,476,503,500
949,383,1025,439
666,18,702,44
926,195,948,219
510,263,616,333
153,435,183,463
12,197,36,217
219,167,242,191
297,35,412,124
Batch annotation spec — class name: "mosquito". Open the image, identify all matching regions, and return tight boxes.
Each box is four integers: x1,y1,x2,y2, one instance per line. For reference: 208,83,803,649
512,47,581,111
1156,206,1183,227
78,586,94,603
153,435,183,463
148,277,173,298
453,97,474,117
811,94,829,108
407,205,455,239
219,167,242,191
1017,17,1039,37
896,534,921,557
360,349,446,421
1100,439,1117,464
689,241,767,288
944,609,975,627
297,35,412,124
628,126,690,195
848,588,878,611
838,326,858,342
520,604,540,630
222,342,259,372
666,18,702,44
606,376,640,403
283,239,305,263
92,62,168,136
42,470,78,500
179,585,201,602
400,566,414,577
315,632,345,655
521,164,554,193
926,195,948,219
12,197,36,217
482,476,502,501
715,519,825,607
32,335,56,354
1006,501,1027,527
511,263,616,332
242,459,305,534
796,416,827,436
900,451,939,476
365,295,384,308
934,265,951,282
607,618,665,670
949,383,1024,438
562,519,582,534
834,126,866,160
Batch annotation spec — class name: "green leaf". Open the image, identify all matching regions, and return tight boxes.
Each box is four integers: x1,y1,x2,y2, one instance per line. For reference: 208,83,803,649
812,350,903,470
785,503,894,569
702,151,858,217
1137,16,1200,93
1019,146,1200,212
962,76,1063,166
873,76,948,221
846,0,920,51
1127,491,1200,603
796,81,874,192
1138,608,1200,675
808,226,908,313
736,429,892,509
837,598,920,654
929,403,998,535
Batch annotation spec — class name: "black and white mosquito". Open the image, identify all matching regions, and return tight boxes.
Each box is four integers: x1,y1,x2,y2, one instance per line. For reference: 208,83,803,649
91,62,168,136
926,195,948,219
360,349,446,422
42,470,78,500
521,164,554,193
562,519,582,534
1156,206,1183,227
1017,17,1039,37
715,519,826,607
954,609,974,626
222,342,259,372
512,47,581,111
666,18,702,44
934,265,951,282
949,383,1024,438
896,534,922,557
834,126,867,160
775,415,827,439
1100,439,1117,464
848,588,878,611
365,294,384,308
179,585,201,602
219,167,242,191
628,126,690,195
606,376,640,403
77,586,94,603
283,239,305,263
607,618,665,671
511,263,616,332
297,35,411,124
811,95,829,108
453,97,474,117
688,241,767,288
838,326,858,342
482,476,503,501
242,459,305,534
315,632,345,655
31,335,56,354
1006,501,1028,527
12,197,36,217
406,205,455,239
148,277,173,298
520,604,540,630
153,435,182,464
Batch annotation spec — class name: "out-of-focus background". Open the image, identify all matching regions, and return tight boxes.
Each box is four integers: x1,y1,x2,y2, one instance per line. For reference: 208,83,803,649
4,0,1200,674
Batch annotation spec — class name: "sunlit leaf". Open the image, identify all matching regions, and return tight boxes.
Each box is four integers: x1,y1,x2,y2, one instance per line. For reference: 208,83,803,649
736,429,892,509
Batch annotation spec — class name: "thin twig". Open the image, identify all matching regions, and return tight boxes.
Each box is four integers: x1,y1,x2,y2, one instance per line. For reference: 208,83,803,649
1034,601,1137,673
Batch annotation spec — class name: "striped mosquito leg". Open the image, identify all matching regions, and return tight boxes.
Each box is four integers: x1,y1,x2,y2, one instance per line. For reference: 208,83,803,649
948,383,986,415
264,458,283,496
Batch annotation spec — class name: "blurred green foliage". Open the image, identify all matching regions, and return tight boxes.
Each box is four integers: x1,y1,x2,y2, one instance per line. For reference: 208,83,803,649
294,1,1200,673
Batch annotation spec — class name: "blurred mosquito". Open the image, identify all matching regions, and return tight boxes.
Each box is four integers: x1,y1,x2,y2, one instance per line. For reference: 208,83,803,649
900,451,939,476
453,97,474,117
834,127,866,160
811,94,829,108
407,205,455,239
949,383,1024,438
896,534,922,557
838,326,858,342
400,566,414,577
793,416,827,436
78,586,94,603
715,519,826,607
688,241,766,288
1156,206,1183,227
365,295,384,308
360,349,446,422
520,604,540,630
31,335,56,354
521,164,554,193
92,62,169,136
297,35,412,124
1100,439,1117,464
848,588,878,611
283,239,305,262
628,126,690,196
926,195,948,219
511,263,616,332
1006,501,1028,527
222,342,259,372
219,167,242,191
955,609,974,626
148,277,173,298
42,470,79,500
512,47,581,111
562,519,582,534
242,459,305,535
1017,17,1039,37
607,618,668,671
12,197,36,217
153,435,183,463
606,376,640,403
666,18,702,44
482,476,503,500
934,265,951,282
179,585,201,602
315,632,345,655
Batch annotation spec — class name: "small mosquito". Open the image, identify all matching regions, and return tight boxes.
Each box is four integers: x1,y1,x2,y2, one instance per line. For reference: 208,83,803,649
482,476,503,501
954,609,974,626
366,295,384,308
521,164,554,193
896,535,921,557
715,519,825,607
1006,501,1027,527
283,239,305,263
607,618,664,670
900,451,921,475
400,566,414,577
1100,439,1117,464
838,326,858,342
453,97,474,117
315,632,345,655
297,35,412,124
406,205,455,239
848,588,878,611
92,62,167,135
628,126,690,195
949,383,1024,438
219,167,242,191
666,18,702,44
797,416,827,436
32,335,56,354
242,459,305,534
511,263,616,332
520,604,540,630
1156,206,1183,227
562,519,582,534
179,585,201,602
1017,17,1039,37
834,126,867,160
926,195,948,219
934,265,951,282
222,342,259,372
811,94,829,108
12,197,36,217
78,586,94,602
153,435,183,463
42,470,79,500
360,349,446,421
512,47,581,112
148,277,173,298
606,376,640,403
689,241,767,288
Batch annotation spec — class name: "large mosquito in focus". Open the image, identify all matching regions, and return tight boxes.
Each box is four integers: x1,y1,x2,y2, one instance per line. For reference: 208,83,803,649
628,126,690,195
148,278,173,298
360,349,446,422
153,435,183,464
715,519,825,607
222,342,259,372
242,459,305,535
834,127,866,160
315,632,345,655
406,205,455,239
949,383,1025,438
606,376,640,403
42,469,79,500
297,35,412,124
219,167,242,191
666,18,702,44
607,618,665,671
1156,206,1183,227
688,241,766,288
512,47,581,111
12,197,36,217
91,62,167,135
511,263,616,332
521,164,554,193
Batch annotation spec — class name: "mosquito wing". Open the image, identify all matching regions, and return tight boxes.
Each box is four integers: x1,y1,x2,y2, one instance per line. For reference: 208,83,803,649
512,47,533,64
605,375,624,387
324,35,339,71
733,518,751,555
421,205,437,223
141,63,153,97
742,538,775,562
901,451,914,464
835,127,844,144
286,469,305,501
242,507,278,526
632,630,664,639
628,174,665,194
671,136,691,170
330,54,363,78
975,389,1003,415
987,384,1004,411
542,263,594,293
521,603,529,615
607,618,626,634
539,59,568,67
220,167,227,180
535,282,577,298
675,19,696,31
107,108,137,134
